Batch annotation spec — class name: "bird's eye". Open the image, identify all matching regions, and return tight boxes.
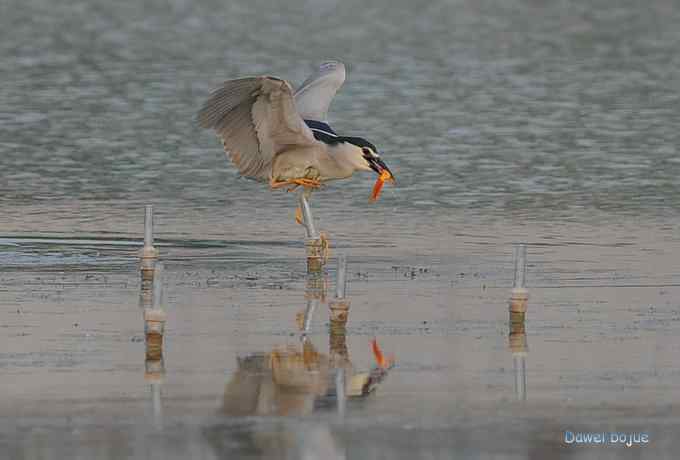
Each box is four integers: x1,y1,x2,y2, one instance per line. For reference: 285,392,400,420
362,148,372,156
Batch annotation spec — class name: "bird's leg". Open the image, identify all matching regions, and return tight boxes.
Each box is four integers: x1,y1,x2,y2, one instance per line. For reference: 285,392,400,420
292,178,321,188
271,178,322,190
270,179,305,224
270,178,295,189
298,188,330,273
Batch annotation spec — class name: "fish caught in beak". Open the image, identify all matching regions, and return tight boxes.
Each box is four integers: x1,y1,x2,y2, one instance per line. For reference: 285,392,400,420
366,156,395,202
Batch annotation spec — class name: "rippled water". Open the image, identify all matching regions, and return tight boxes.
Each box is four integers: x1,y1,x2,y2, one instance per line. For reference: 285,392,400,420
2,0,680,234
2,0,680,458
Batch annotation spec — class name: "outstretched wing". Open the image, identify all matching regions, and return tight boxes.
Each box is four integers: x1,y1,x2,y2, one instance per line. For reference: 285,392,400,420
294,61,346,122
198,76,318,181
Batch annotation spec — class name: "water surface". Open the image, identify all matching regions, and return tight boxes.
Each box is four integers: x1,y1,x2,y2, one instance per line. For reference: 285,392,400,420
1,0,680,458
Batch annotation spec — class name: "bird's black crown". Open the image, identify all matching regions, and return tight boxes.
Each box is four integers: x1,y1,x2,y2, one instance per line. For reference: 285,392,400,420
342,136,378,153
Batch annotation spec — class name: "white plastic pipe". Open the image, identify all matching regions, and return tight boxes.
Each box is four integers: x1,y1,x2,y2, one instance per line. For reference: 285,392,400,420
144,205,154,248
299,193,318,239
512,244,527,289
335,254,347,299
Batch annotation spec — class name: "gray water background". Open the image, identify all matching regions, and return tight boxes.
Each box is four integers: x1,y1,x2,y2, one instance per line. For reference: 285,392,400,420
2,0,680,234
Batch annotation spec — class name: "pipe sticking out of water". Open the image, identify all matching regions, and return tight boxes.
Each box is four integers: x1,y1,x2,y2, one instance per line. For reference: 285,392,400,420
299,193,318,239
140,205,159,275
141,205,159,257
509,244,529,314
300,192,328,274
335,254,347,299
512,243,527,289
144,205,154,248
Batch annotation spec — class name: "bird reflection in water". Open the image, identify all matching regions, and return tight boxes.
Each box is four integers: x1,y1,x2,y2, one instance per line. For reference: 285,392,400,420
206,272,395,459
221,276,394,417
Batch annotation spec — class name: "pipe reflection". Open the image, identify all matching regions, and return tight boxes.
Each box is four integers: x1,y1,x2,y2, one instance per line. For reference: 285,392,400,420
140,262,166,429
509,311,528,401
508,245,529,401
298,276,327,337
145,355,164,429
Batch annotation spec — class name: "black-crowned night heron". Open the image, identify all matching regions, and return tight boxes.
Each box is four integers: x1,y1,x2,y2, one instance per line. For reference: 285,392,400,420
198,61,394,227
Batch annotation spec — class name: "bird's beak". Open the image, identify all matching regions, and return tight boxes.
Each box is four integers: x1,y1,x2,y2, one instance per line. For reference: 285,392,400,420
368,157,395,183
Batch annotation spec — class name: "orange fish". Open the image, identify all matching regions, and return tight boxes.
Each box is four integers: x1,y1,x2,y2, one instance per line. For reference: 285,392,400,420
370,170,394,202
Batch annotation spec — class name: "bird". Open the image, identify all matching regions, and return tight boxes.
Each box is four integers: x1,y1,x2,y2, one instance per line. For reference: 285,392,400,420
197,61,394,225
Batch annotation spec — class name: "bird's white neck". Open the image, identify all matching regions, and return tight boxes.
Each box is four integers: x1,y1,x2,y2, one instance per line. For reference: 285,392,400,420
326,142,371,178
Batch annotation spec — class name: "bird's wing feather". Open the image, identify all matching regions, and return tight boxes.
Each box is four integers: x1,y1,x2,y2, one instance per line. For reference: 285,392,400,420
294,61,346,122
198,76,317,181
